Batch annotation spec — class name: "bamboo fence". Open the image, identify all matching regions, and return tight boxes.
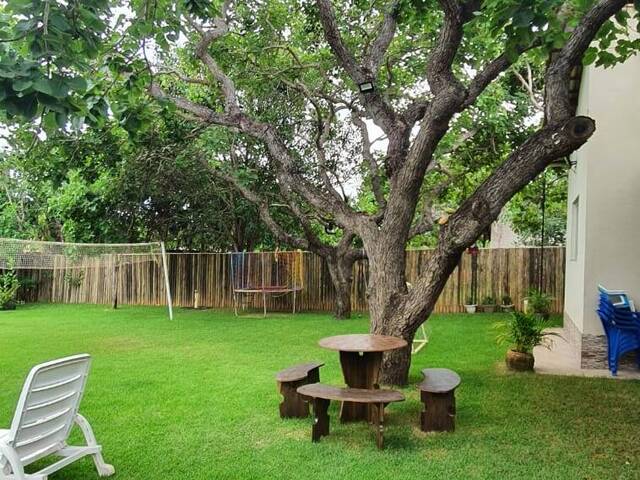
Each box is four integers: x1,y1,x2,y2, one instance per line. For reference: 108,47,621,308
11,247,566,314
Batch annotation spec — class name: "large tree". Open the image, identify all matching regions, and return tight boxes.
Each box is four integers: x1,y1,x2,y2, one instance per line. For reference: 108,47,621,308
1,0,638,383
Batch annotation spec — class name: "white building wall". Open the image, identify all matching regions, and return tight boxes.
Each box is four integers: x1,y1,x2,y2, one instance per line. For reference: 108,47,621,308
564,42,640,365
490,221,520,248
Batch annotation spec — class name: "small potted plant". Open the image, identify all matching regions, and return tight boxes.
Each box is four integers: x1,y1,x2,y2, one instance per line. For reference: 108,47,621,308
481,295,497,313
501,294,514,313
525,289,553,320
0,271,20,310
496,312,559,371
463,296,477,314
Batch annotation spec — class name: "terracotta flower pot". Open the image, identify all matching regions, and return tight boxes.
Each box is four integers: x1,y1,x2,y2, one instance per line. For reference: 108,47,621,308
482,305,496,313
505,349,534,371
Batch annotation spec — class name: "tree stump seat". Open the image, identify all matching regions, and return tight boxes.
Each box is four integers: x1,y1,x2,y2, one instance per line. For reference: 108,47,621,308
418,368,461,433
296,383,405,449
275,362,324,418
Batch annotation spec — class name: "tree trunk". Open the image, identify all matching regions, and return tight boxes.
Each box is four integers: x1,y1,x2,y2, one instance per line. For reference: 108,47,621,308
366,240,465,386
326,253,354,320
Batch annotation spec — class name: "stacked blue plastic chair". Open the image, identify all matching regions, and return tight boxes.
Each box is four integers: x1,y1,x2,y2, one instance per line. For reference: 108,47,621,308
596,285,640,375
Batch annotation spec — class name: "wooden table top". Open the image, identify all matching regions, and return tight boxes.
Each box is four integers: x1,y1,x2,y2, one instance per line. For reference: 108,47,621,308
297,384,405,403
318,334,407,353
275,362,324,382
418,368,461,393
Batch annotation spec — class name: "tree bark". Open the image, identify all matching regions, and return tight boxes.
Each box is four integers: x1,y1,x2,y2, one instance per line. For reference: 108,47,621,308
326,253,354,319
366,239,463,385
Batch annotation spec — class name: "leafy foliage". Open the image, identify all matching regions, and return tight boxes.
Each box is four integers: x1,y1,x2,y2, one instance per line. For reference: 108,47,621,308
0,110,280,250
496,311,558,354
506,169,568,246
0,270,19,308
525,289,554,316
0,0,113,124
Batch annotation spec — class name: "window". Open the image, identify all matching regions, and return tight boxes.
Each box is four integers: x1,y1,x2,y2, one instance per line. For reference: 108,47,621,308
570,196,580,261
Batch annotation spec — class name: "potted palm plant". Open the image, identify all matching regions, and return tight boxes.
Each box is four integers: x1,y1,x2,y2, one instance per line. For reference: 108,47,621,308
0,271,20,310
481,295,497,313
496,312,559,371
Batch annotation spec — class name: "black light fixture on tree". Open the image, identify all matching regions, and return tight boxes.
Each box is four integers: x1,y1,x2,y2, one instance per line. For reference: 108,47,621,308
358,81,374,93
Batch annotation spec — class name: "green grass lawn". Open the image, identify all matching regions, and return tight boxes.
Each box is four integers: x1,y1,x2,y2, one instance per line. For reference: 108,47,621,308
1,304,639,479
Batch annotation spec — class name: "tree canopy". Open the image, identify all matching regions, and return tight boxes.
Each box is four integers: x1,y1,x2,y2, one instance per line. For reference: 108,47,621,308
1,0,638,382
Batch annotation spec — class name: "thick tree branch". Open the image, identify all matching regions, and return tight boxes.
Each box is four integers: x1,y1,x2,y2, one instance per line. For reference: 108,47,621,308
352,115,386,209
364,1,401,75
214,169,309,250
464,40,542,109
402,99,430,125
184,13,240,113
392,116,597,339
444,116,596,250
427,0,480,95
149,84,230,123
315,0,401,134
545,0,628,123
150,84,359,226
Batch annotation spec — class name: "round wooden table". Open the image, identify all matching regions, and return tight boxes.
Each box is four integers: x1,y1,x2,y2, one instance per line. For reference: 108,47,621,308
318,334,407,422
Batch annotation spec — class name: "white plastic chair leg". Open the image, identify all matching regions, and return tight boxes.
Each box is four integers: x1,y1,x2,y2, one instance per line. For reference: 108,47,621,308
74,415,115,477
0,440,26,480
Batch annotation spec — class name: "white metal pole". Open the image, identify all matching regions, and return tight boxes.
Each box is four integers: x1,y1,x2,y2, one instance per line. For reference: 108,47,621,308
160,242,173,320
262,252,267,317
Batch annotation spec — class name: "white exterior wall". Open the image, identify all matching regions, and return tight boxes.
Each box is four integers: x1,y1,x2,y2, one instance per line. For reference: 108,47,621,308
564,48,640,338
490,221,520,248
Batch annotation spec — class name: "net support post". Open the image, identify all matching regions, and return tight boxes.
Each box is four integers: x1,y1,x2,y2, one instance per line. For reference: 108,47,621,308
160,242,173,320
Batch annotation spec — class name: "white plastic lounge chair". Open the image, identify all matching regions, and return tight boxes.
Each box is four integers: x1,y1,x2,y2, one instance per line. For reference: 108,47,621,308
0,354,114,480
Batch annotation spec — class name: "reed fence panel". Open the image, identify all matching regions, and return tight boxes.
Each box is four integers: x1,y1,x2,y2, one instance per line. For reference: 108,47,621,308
11,247,566,314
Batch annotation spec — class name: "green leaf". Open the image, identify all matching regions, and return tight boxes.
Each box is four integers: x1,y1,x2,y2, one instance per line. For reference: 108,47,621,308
4,94,37,118
55,111,68,128
48,12,72,32
12,78,33,91
33,76,69,98
43,110,58,131
66,76,87,92
512,9,534,28
582,47,597,66
32,77,54,96
0,69,16,79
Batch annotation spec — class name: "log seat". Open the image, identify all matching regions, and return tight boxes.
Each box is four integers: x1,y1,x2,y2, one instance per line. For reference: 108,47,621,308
417,368,461,432
275,362,324,418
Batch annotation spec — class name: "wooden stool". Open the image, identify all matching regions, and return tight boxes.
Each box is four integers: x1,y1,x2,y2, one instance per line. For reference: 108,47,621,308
275,362,324,418
418,368,461,432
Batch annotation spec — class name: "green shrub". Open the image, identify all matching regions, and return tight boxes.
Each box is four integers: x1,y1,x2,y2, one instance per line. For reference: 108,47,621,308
495,311,559,354
482,295,496,305
0,271,20,309
501,294,512,305
526,289,553,316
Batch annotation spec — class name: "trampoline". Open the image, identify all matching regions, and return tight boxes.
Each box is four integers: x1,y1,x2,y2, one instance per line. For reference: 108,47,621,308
230,251,304,316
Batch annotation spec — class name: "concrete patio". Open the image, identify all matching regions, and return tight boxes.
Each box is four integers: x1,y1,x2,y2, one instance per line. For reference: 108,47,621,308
534,328,640,379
